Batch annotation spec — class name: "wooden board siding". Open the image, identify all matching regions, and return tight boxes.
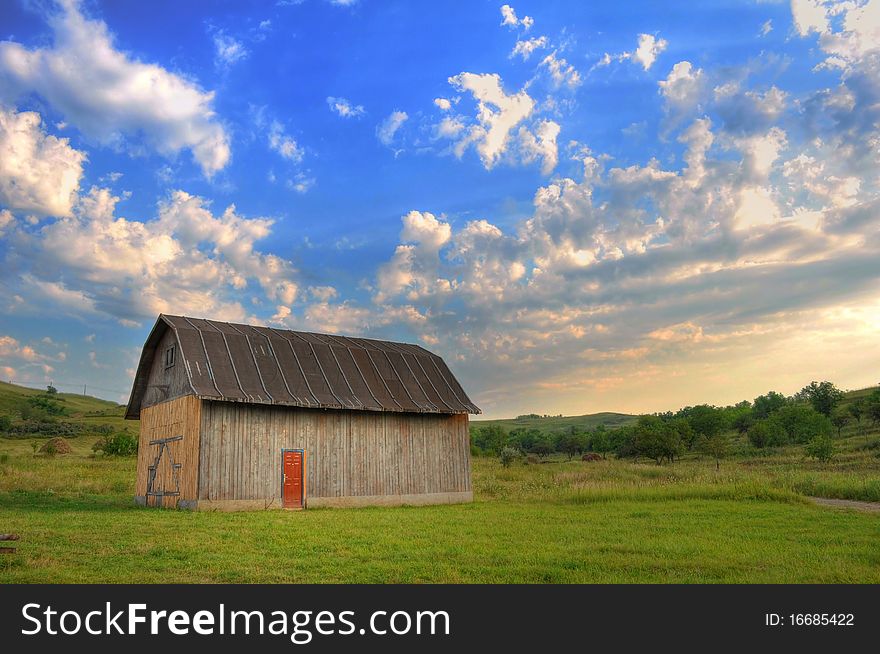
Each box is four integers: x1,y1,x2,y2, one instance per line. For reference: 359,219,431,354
141,328,192,410
135,395,201,508
198,401,471,508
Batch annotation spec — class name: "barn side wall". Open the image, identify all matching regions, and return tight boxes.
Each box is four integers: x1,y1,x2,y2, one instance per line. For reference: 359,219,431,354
196,401,472,510
141,327,192,410
134,395,201,508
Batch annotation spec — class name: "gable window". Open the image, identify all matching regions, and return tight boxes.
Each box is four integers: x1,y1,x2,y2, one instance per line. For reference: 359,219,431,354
164,344,176,368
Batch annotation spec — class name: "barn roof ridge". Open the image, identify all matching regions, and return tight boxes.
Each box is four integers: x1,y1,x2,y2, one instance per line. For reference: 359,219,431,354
125,314,480,419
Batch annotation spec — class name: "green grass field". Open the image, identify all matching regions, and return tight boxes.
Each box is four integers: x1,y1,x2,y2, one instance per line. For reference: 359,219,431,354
1,433,879,583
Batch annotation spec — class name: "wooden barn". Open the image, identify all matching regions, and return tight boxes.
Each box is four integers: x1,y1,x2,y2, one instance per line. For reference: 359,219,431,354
125,315,480,510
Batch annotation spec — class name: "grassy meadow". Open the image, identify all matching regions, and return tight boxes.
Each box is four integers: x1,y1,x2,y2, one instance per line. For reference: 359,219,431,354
1,429,879,583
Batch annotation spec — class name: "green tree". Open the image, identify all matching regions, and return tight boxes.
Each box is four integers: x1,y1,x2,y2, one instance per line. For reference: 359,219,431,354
796,381,845,417
589,426,614,459
753,391,788,419
805,434,834,463
830,410,850,438
686,405,727,441
698,433,730,470
747,419,787,448
848,399,865,440
867,390,880,428
633,415,682,464
530,436,555,458
0,415,11,432
556,431,585,460
732,411,754,435
46,384,58,394
773,404,833,444
475,424,508,455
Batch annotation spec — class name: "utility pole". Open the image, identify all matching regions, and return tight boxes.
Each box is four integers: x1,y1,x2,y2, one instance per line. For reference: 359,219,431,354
83,384,87,396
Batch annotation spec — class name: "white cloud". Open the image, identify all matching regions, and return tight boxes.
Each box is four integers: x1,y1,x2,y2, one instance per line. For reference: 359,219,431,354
760,19,773,36
0,106,86,217
327,96,365,118
377,110,408,146
593,32,667,73
267,121,304,162
0,1,230,176
791,0,880,72
500,5,532,30
434,97,452,111
510,36,548,60
213,31,248,68
518,119,561,175
7,186,300,325
633,33,668,71
658,61,707,114
791,0,830,36
434,116,466,139
448,72,535,169
540,52,582,89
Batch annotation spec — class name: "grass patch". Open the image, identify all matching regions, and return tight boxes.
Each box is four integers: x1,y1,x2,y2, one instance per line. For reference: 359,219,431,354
1,433,879,583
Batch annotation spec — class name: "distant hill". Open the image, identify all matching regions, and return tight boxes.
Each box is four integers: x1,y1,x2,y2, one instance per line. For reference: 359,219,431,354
472,384,880,434
0,380,132,435
0,380,121,414
471,411,636,433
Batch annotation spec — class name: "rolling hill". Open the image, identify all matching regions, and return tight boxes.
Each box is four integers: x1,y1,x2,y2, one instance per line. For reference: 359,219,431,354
471,411,637,433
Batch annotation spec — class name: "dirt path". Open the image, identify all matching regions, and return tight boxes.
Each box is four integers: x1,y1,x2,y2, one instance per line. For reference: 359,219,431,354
810,497,880,513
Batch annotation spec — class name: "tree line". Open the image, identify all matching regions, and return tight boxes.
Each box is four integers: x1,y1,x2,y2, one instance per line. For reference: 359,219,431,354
470,381,880,466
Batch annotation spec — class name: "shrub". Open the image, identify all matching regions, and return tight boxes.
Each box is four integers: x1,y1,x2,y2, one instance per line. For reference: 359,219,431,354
499,446,521,468
93,431,138,456
805,434,835,462
747,419,786,448
26,395,66,416
0,415,11,432
525,454,540,465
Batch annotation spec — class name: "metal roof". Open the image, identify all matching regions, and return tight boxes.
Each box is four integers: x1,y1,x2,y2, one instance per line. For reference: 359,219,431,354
125,314,480,419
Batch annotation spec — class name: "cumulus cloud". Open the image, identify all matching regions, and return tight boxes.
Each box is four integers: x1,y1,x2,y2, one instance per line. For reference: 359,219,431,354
500,5,533,31
447,72,535,169
0,106,86,216
0,0,230,176
434,97,453,111
791,0,880,73
327,96,365,118
518,120,561,175
363,91,880,414
633,33,668,71
659,61,707,115
377,110,408,146
5,186,299,326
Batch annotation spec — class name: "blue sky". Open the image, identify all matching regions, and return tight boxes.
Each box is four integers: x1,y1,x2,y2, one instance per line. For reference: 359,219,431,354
1,0,879,417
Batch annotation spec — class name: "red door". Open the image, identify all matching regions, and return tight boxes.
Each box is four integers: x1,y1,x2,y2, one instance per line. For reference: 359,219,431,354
282,450,304,509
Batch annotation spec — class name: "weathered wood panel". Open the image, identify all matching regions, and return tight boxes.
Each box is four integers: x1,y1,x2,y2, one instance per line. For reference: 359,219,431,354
198,401,471,507
135,395,201,508
141,328,193,410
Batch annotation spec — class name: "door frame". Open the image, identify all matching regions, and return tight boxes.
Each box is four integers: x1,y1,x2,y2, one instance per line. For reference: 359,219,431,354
280,448,306,509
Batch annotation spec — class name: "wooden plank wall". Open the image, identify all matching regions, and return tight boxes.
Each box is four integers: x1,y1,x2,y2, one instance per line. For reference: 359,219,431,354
198,402,471,504
135,395,201,507
141,328,192,410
